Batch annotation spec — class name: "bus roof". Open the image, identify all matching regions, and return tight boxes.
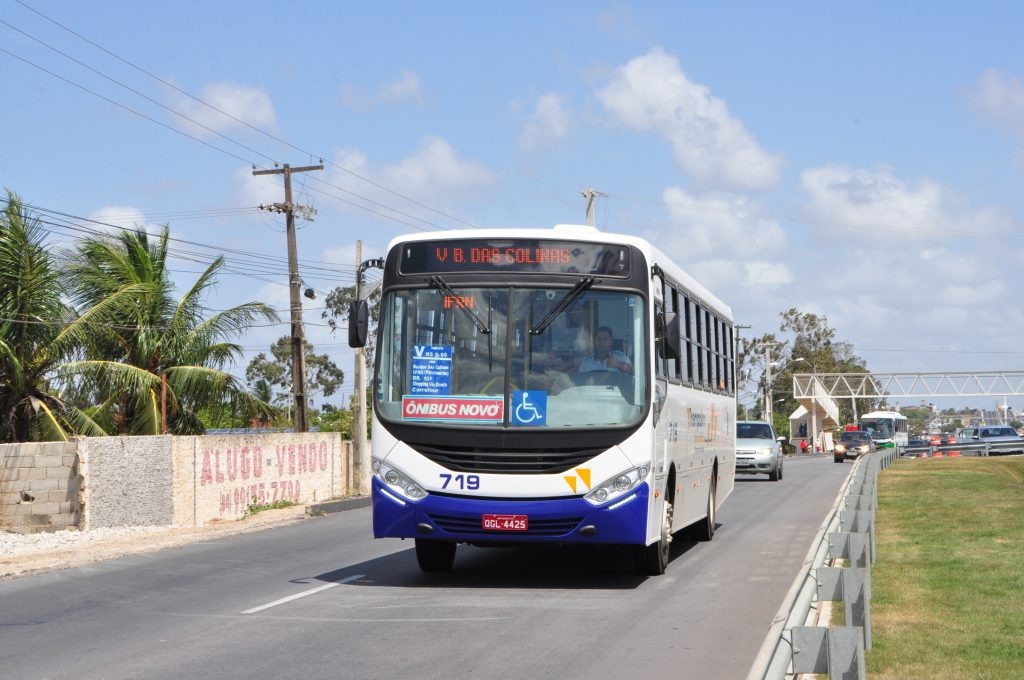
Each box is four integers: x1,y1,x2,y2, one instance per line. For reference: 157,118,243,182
385,225,734,321
860,411,907,420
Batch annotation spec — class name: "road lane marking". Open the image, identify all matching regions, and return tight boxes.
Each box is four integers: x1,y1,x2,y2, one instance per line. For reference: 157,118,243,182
241,574,364,614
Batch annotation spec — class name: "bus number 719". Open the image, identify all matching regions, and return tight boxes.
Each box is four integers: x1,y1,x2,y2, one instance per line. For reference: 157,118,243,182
440,473,480,490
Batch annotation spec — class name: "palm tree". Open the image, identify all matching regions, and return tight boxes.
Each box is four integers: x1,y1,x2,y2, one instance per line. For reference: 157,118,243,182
62,225,280,435
0,192,107,441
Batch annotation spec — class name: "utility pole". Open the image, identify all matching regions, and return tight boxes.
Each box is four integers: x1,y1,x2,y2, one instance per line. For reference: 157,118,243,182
254,162,323,432
354,241,367,494
762,341,780,424
353,247,385,495
581,186,605,226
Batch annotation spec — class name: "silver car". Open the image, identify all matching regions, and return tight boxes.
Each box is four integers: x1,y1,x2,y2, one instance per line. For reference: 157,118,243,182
965,426,1024,455
736,421,784,481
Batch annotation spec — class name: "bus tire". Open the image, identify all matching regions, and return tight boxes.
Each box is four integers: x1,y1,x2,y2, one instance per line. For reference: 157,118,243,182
691,474,717,542
635,498,672,576
415,539,456,572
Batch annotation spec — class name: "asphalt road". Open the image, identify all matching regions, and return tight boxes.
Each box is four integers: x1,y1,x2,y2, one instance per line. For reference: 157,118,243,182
0,454,850,680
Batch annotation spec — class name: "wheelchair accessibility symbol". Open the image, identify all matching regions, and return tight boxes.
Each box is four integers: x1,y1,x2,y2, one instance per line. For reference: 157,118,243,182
511,390,547,426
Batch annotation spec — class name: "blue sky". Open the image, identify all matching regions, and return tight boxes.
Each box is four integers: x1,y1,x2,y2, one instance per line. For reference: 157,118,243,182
3,1,1024,411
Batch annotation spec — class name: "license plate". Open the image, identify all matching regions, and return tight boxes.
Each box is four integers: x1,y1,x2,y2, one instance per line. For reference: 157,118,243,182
482,514,528,531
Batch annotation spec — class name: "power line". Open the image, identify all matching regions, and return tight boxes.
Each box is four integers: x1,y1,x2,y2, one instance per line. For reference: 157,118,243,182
0,46,257,166
9,197,362,275
10,0,479,230
1,31,451,232
0,18,282,167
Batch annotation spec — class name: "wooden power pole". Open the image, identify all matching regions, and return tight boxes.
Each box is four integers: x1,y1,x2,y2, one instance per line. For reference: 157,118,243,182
253,162,323,432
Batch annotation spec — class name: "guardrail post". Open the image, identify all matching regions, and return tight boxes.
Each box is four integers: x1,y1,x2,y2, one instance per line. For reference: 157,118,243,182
816,567,872,651
840,509,875,564
829,531,869,568
792,626,866,679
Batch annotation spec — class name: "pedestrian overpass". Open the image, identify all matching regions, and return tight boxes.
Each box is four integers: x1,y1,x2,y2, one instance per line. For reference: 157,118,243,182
790,371,1024,451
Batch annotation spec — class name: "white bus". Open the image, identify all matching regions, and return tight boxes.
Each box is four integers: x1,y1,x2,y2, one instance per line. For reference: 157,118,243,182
350,225,736,575
859,410,909,449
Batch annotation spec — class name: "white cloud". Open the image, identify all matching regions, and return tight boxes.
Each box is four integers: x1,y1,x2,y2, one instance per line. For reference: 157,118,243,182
657,187,788,260
87,205,150,233
799,164,1009,244
325,137,493,225
519,92,571,152
235,166,282,206
597,48,783,191
340,70,424,110
640,188,791,298
966,69,1024,138
175,82,277,135
86,205,178,242
940,280,1006,307
743,261,792,289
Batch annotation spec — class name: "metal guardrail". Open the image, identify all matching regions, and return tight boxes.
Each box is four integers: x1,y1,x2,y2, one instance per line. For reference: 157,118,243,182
749,442,1023,679
747,447,900,680
903,440,1024,457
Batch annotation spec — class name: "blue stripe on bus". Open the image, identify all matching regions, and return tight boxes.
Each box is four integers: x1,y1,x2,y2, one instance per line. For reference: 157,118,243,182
371,477,650,545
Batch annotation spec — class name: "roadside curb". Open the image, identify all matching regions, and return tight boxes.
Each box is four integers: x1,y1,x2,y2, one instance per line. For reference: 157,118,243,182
307,495,371,516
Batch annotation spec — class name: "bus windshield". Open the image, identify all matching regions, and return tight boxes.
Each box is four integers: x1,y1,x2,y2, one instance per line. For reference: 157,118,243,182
376,285,647,428
860,418,893,439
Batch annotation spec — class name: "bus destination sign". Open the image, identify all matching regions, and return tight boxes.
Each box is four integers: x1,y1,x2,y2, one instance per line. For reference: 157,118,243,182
399,239,631,277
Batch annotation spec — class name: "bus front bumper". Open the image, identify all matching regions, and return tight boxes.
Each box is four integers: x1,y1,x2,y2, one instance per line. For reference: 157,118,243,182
372,477,650,545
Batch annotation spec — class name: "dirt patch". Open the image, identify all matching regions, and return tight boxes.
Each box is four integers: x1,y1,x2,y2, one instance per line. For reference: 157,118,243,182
1,505,309,580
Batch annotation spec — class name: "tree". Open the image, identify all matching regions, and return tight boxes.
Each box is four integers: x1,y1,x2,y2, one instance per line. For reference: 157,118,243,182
778,308,871,426
245,336,344,415
737,332,787,429
740,310,872,436
0,192,107,442
61,226,279,435
322,283,381,366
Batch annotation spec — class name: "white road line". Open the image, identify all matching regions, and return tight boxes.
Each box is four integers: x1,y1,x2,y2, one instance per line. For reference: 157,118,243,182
241,574,364,614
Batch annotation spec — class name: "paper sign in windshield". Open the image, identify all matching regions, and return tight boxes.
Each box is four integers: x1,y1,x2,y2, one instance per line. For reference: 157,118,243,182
410,345,452,395
402,396,504,423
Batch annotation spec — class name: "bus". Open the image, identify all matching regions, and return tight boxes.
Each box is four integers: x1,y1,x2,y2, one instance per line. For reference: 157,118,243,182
349,224,737,575
859,410,909,449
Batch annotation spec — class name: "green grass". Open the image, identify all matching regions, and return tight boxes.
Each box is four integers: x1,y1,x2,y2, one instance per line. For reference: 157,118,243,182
867,458,1024,680
243,497,297,517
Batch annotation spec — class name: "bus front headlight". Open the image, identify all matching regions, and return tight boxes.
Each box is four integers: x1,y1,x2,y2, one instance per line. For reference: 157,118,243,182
372,458,426,501
585,466,649,507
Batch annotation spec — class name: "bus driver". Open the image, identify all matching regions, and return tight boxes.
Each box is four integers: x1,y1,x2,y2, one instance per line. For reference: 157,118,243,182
579,326,633,374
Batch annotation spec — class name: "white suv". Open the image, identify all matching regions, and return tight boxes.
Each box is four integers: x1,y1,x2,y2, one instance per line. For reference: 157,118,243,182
736,421,785,481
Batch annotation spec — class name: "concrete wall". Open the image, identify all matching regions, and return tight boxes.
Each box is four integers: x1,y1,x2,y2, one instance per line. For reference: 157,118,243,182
1,434,356,533
0,441,82,533
171,433,349,526
80,436,175,529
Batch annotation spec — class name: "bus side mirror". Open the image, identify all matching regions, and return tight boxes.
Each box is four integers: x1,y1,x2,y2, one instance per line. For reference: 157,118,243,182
659,312,682,360
348,299,369,348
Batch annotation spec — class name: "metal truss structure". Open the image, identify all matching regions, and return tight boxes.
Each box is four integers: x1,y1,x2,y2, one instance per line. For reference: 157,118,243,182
793,372,1024,399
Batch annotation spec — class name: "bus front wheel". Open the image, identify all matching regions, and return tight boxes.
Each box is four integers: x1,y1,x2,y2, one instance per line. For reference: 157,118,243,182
635,498,672,576
415,539,456,572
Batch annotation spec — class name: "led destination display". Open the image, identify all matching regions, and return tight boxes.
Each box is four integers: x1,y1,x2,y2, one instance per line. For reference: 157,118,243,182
399,239,631,276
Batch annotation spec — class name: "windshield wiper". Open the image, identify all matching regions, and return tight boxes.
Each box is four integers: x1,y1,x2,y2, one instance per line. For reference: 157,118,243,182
529,275,596,335
428,275,490,335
